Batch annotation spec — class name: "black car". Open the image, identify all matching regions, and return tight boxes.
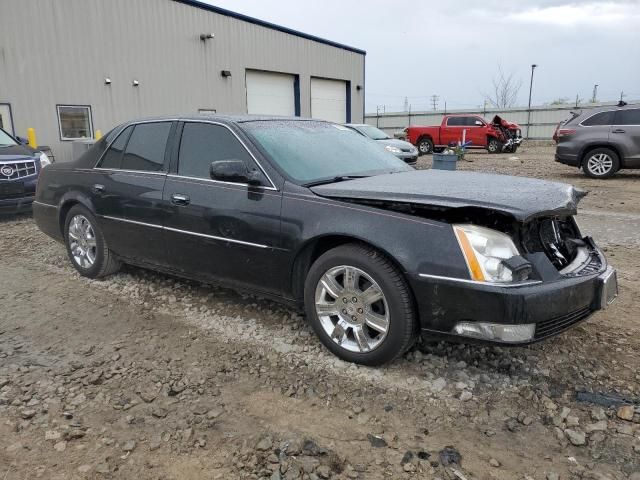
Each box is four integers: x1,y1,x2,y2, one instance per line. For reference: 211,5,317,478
33,116,618,365
0,127,51,213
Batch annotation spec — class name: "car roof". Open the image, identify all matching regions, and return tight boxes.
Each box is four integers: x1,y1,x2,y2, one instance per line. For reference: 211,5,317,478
121,114,330,126
577,103,639,116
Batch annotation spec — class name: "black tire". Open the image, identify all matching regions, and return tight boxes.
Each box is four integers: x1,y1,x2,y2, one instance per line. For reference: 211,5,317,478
64,204,121,279
304,243,416,366
417,137,433,155
582,148,620,179
487,137,502,153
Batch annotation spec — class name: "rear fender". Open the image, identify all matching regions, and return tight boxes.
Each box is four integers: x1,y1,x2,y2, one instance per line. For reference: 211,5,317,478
58,191,97,234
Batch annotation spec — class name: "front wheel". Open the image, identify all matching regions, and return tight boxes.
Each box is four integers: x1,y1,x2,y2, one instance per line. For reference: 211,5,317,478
487,137,502,153
304,244,416,366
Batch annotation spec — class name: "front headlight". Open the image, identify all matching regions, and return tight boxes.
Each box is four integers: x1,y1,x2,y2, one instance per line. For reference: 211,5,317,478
453,224,521,283
385,145,402,154
38,152,51,168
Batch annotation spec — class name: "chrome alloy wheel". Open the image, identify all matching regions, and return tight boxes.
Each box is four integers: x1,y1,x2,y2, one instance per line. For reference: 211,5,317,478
587,153,613,176
314,265,390,353
418,140,431,154
68,214,97,269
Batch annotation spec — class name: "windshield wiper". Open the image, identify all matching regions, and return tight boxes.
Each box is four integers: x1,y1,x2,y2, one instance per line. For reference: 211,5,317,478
303,175,369,187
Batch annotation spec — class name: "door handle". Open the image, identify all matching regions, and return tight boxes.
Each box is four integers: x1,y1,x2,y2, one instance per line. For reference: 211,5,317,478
612,129,626,134
92,183,105,194
171,193,190,206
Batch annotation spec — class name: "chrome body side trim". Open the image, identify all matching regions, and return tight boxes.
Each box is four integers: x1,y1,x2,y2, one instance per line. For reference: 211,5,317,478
101,215,163,230
164,226,269,249
32,200,58,209
100,215,269,249
166,173,278,191
417,272,543,288
94,168,167,176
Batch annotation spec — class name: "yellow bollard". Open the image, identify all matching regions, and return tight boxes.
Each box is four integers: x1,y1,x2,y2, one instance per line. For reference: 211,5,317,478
95,129,103,140
27,128,37,148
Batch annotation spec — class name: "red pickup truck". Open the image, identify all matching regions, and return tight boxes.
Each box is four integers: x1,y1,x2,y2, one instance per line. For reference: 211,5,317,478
404,114,522,155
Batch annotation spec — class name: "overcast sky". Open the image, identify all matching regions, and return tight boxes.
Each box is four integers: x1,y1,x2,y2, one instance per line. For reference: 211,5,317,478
206,0,640,113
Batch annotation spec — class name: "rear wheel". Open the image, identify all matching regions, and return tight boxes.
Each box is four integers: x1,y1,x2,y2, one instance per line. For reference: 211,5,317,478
417,137,433,155
583,148,620,178
64,205,121,279
487,137,502,153
304,244,416,366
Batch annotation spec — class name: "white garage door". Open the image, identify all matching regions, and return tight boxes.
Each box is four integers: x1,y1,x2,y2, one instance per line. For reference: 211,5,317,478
311,78,347,123
246,70,296,116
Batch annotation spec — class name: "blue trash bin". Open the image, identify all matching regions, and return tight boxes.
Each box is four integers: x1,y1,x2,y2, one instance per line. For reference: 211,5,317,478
432,153,458,171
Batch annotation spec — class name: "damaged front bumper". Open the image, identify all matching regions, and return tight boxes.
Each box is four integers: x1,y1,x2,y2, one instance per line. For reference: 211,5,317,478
410,241,617,344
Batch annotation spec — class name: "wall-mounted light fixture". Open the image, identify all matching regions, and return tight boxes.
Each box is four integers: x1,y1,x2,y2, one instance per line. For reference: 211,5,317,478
104,77,112,85
132,80,140,87
356,85,362,91
220,70,231,78
200,33,215,41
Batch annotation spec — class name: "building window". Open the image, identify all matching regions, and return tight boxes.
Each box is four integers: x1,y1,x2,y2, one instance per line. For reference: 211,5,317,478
57,105,93,140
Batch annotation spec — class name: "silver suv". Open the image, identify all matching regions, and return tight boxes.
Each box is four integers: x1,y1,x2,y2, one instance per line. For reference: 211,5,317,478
555,103,640,178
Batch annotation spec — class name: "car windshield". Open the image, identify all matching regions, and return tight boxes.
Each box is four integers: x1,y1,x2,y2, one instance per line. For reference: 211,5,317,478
0,129,18,147
243,120,411,184
355,125,391,140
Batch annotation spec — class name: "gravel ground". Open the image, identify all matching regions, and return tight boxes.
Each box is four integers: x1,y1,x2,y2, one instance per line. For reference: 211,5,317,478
1,143,639,480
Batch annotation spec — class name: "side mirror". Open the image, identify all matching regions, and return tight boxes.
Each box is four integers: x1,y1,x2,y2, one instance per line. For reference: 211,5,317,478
210,159,262,186
16,136,29,145
474,120,484,126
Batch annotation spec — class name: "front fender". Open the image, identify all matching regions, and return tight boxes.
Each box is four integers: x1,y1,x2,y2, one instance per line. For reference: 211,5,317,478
281,191,470,280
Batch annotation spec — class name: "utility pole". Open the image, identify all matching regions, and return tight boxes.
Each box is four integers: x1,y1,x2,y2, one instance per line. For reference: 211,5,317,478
376,105,380,128
575,94,580,107
403,97,409,112
591,84,598,103
430,95,439,111
408,104,412,127
526,64,537,140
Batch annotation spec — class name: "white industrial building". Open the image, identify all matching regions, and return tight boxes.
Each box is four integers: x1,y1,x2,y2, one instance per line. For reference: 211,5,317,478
0,0,366,161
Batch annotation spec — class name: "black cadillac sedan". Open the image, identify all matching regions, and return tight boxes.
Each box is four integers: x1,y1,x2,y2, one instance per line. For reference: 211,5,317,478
33,115,618,365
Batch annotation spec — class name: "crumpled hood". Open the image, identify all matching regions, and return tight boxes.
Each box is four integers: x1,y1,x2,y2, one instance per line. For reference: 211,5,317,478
310,170,587,222
492,115,520,130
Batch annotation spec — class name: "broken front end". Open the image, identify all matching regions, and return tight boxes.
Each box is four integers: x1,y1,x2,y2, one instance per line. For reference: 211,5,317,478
410,212,617,344
492,115,523,153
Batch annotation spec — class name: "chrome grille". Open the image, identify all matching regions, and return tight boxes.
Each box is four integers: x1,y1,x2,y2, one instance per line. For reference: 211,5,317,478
0,160,37,180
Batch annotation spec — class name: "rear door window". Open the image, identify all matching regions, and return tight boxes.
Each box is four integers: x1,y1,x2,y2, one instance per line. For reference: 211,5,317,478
614,109,640,125
99,126,133,169
177,122,261,182
121,122,172,172
581,111,615,126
